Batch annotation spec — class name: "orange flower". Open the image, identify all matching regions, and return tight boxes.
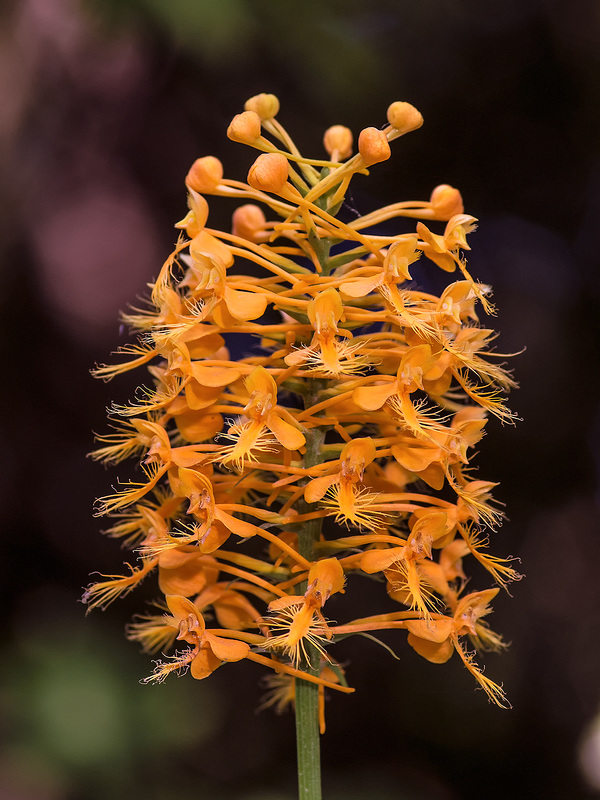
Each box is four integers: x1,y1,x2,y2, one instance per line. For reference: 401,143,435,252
217,366,306,469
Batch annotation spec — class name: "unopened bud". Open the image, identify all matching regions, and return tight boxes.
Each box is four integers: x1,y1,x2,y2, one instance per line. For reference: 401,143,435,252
186,156,223,193
358,127,391,166
247,153,289,193
386,101,424,135
227,110,262,144
323,125,353,160
244,93,280,120
232,204,267,241
430,184,464,218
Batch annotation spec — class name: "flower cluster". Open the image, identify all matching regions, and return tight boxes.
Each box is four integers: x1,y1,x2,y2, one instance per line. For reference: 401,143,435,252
86,93,519,718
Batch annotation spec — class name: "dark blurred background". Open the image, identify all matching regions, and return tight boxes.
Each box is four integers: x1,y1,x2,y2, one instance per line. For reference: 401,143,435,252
1,0,600,798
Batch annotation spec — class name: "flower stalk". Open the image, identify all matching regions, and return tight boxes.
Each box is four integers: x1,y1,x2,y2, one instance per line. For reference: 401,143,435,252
86,92,519,799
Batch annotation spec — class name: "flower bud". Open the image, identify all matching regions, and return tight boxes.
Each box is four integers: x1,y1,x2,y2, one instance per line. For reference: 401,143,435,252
227,110,262,144
247,153,289,193
323,125,353,160
244,93,280,120
186,156,223,193
386,101,424,135
430,184,464,219
232,204,267,241
358,127,391,166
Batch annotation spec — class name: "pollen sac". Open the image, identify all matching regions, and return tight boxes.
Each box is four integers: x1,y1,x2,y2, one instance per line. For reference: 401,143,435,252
90,91,517,711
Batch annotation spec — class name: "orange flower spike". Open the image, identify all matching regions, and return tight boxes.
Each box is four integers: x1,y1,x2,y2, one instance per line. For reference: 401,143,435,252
90,94,516,716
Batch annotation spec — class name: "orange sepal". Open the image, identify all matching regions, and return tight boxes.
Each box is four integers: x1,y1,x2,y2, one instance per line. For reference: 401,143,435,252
361,547,404,574
190,363,241,387
266,413,305,451
185,382,223,411
224,286,268,321
406,617,454,644
175,411,223,443
304,474,338,504
214,508,262,538
353,381,397,411
407,632,454,664
190,231,234,267
190,643,222,679
205,632,250,662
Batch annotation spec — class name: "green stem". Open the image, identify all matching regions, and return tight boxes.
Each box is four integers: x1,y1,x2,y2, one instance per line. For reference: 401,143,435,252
295,380,326,800
295,223,333,799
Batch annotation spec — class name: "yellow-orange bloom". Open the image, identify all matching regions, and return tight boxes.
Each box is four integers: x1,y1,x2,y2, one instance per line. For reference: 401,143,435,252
89,93,517,715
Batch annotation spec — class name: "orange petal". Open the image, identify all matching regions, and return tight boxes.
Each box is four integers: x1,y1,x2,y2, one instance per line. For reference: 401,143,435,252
245,365,277,398
198,520,231,553
268,595,305,611
307,557,345,597
159,556,212,597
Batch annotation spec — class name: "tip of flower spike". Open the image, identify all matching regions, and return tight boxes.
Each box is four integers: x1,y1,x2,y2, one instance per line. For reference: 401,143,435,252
227,110,262,144
386,101,424,135
358,127,391,167
186,156,223,193
244,93,280,120
323,125,353,160
247,153,289,194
